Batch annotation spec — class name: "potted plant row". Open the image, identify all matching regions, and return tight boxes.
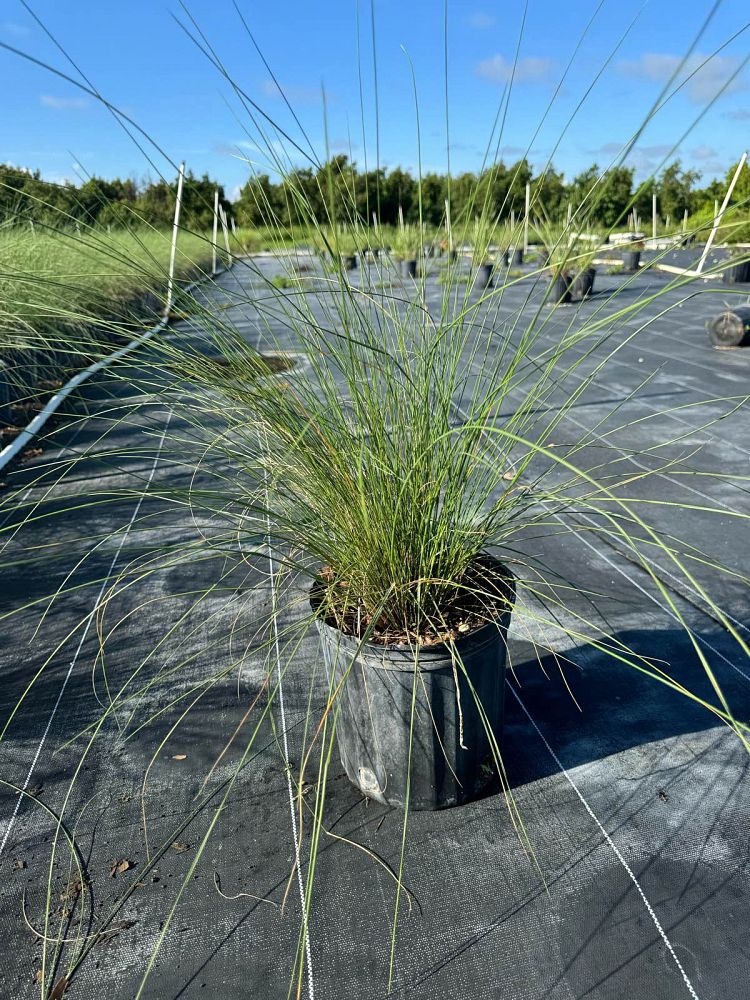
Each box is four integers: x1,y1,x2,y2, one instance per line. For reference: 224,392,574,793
537,222,599,304
390,223,425,277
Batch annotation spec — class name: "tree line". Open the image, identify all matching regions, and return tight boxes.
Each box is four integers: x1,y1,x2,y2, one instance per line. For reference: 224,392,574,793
0,165,232,231
1,156,743,232
235,156,735,230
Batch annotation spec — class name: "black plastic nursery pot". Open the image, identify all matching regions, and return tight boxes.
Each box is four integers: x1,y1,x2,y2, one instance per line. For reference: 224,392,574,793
511,247,523,266
621,250,641,272
477,262,494,288
722,260,750,285
401,258,418,278
549,272,572,304
707,306,750,348
570,266,596,301
312,559,515,810
342,254,357,270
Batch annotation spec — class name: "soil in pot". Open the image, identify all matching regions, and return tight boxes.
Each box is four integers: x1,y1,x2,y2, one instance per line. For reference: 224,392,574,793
312,555,515,810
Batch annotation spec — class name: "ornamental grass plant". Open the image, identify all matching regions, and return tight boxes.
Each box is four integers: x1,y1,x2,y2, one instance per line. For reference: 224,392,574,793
1,5,750,998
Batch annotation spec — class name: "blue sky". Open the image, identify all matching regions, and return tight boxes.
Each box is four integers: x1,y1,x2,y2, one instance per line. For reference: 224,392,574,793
1,1,749,199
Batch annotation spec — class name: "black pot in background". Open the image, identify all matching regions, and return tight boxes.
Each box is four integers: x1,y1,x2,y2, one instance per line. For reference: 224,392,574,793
401,258,418,278
621,250,641,272
550,272,572,304
570,267,596,301
342,254,357,270
449,249,458,262
477,262,494,288
722,260,750,285
511,247,523,267
313,559,515,810
707,305,750,347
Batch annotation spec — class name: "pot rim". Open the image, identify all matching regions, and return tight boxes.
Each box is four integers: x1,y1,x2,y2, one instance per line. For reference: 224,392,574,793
310,555,515,665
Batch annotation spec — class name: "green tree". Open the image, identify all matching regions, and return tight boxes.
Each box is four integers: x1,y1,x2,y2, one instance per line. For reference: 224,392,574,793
657,161,699,222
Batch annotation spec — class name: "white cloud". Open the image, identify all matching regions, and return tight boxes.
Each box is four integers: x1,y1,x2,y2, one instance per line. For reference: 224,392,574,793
469,12,495,29
617,52,745,104
261,79,324,104
588,142,675,175
42,172,76,185
1,22,30,37
329,137,358,153
697,160,724,177
40,94,87,111
213,140,257,156
476,54,554,85
595,142,626,157
690,144,718,161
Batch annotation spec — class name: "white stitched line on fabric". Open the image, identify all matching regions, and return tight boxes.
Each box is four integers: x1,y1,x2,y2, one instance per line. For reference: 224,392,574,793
246,262,314,996
0,417,92,555
0,410,172,857
262,440,315,1000
559,511,750,686
510,686,701,1000
448,399,700,997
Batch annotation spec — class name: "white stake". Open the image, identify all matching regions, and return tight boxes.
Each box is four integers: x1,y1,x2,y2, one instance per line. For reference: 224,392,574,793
697,151,747,274
231,217,237,235
29,220,35,235
566,202,572,225
165,161,185,319
714,198,719,219
212,188,219,276
219,205,232,268
398,205,404,230
510,209,515,230
444,197,452,251
523,182,530,253
652,191,657,239
682,208,688,232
